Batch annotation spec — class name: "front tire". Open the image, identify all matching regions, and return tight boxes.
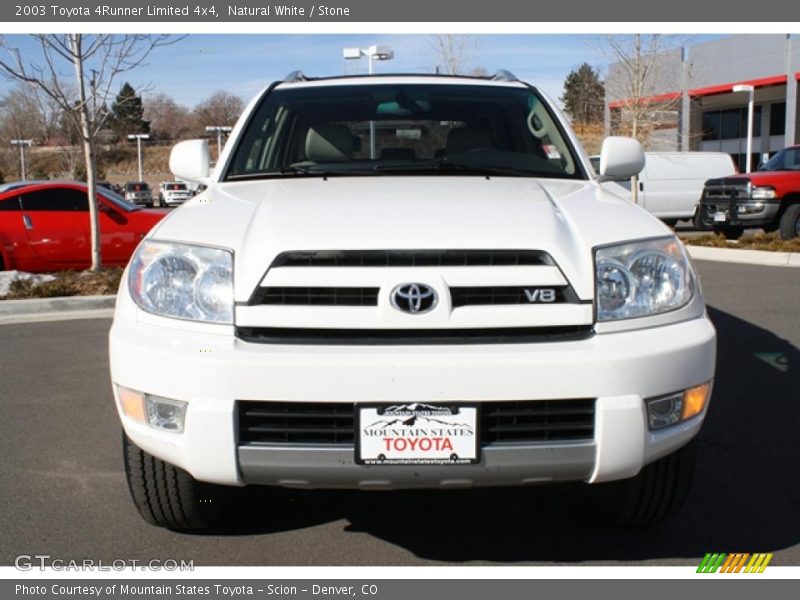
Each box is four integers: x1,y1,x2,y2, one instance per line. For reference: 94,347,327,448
601,439,697,526
778,204,800,240
122,433,232,530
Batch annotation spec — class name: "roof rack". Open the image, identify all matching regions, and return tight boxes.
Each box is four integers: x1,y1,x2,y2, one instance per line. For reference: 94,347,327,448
283,71,309,83
491,69,519,82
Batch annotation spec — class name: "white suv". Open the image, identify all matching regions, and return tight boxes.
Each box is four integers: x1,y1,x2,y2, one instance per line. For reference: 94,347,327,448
110,72,716,531
157,181,193,207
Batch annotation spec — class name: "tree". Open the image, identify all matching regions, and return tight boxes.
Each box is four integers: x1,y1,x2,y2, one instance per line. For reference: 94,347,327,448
561,63,605,126
603,34,683,146
428,34,482,75
192,91,243,134
144,92,193,141
0,87,48,143
0,34,178,270
108,81,149,141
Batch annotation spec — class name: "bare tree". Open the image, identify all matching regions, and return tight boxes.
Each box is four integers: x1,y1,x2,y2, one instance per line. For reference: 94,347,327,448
603,35,683,146
192,91,243,135
144,92,194,141
428,34,483,75
0,34,179,270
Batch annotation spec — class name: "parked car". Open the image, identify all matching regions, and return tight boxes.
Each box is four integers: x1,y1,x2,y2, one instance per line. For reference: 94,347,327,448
110,71,715,531
124,181,153,207
97,180,123,196
592,152,737,227
698,145,800,239
0,181,168,272
158,181,192,207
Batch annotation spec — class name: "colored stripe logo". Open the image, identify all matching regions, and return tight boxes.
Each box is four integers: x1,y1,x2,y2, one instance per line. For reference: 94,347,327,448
697,553,773,573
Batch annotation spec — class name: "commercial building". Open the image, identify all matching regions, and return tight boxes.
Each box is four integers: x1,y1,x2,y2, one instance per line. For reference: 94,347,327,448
604,34,799,171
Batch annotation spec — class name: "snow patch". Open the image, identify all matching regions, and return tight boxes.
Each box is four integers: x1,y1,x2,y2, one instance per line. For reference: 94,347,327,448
0,271,57,298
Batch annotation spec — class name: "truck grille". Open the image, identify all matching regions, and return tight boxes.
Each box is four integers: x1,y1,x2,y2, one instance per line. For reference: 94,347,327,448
250,285,577,307
271,249,554,268
254,287,379,306
237,399,596,446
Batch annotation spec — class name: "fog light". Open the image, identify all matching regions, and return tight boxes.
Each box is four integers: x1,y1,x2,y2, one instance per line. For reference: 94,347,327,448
682,382,711,421
117,386,146,423
145,395,187,433
647,392,683,430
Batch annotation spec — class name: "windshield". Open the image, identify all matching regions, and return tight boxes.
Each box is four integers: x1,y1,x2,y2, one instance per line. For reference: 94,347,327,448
127,182,150,191
165,183,188,190
225,83,585,180
759,147,800,172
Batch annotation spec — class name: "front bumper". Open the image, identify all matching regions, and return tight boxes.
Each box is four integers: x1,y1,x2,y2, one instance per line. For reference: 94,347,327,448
698,197,781,227
109,307,716,489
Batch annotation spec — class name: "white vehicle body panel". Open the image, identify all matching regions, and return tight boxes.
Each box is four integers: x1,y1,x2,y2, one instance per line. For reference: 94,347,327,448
110,75,716,491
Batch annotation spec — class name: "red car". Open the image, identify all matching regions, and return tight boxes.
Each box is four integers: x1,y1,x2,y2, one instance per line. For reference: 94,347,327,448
0,181,169,273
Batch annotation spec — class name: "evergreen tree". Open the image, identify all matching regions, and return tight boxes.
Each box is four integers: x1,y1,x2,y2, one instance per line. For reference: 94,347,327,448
108,82,149,141
561,63,605,125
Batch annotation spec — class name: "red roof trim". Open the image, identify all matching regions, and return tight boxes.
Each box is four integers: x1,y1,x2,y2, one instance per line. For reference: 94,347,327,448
609,74,789,109
688,75,787,98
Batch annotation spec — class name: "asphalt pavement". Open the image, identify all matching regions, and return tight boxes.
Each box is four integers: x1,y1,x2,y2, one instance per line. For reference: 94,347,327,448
1,260,798,566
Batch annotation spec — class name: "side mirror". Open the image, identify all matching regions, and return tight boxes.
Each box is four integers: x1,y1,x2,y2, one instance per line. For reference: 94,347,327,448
596,137,645,182
169,140,212,184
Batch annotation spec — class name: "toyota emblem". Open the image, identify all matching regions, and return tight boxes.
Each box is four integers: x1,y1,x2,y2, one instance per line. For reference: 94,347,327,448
391,283,438,314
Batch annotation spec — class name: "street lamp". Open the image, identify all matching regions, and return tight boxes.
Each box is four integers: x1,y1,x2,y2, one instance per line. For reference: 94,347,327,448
10,139,33,180
343,45,395,158
127,134,150,182
733,84,755,173
205,125,232,159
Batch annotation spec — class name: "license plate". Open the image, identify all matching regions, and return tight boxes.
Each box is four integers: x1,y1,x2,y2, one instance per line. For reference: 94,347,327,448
356,403,479,465
714,211,728,222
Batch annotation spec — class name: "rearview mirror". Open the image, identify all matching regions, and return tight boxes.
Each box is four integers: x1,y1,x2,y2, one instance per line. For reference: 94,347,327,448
169,140,212,184
596,137,645,182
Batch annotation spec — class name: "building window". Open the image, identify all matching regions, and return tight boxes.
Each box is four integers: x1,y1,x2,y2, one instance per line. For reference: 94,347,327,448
702,106,761,142
769,102,786,136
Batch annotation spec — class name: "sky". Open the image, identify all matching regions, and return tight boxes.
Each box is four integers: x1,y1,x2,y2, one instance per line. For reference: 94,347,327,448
0,34,725,110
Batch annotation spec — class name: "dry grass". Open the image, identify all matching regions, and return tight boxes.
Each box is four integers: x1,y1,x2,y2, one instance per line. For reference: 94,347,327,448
681,231,800,252
4,268,123,299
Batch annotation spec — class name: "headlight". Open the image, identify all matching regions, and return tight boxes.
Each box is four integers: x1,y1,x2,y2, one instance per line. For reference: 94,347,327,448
128,240,234,324
595,237,694,321
750,186,776,200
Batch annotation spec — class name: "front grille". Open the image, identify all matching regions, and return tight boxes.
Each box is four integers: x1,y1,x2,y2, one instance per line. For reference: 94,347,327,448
239,402,355,445
253,286,379,306
480,399,595,444
450,286,578,307
249,285,580,307
236,325,594,345
271,249,554,268
238,399,596,446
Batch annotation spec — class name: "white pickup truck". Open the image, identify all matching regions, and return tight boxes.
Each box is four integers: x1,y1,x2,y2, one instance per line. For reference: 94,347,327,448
109,71,716,531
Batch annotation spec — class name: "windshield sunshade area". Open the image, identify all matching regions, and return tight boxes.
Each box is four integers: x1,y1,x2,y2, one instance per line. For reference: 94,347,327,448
225,83,586,180
759,146,800,172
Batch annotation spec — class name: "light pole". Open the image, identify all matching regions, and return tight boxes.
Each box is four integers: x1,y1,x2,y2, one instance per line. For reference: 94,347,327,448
733,84,755,173
343,45,394,159
10,139,33,180
127,134,150,182
205,125,232,159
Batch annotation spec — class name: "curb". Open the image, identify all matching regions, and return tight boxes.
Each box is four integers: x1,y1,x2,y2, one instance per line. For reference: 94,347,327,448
685,245,800,267
0,294,116,317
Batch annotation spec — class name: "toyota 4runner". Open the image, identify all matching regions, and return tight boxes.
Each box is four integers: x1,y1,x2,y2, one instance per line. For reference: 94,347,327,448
110,72,716,531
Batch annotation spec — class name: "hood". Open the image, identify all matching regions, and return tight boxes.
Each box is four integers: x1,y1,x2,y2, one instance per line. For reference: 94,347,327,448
149,176,671,302
710,171,798,185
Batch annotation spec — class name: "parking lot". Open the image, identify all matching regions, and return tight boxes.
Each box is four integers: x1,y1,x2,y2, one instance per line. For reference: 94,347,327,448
0,260,798,566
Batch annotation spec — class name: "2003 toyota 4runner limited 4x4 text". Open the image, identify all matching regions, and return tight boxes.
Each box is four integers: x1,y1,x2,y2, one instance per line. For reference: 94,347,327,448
109,71,716,530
